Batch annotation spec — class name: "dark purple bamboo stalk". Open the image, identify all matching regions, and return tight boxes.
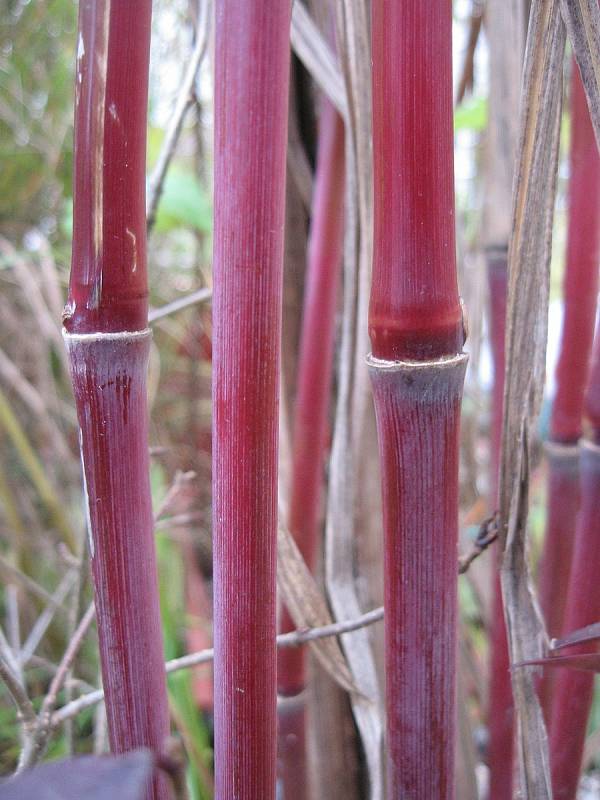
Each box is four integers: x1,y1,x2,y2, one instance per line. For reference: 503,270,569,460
277,98,345,799
549,435,600,797
63,3,170,799
212,3,291,798
369,3,466,795
538,63,600,721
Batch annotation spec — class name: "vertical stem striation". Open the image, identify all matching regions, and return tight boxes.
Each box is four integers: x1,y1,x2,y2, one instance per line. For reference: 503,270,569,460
212,3,291,798
277,99,344,799
369,3,462,362
64,4,170,798
369,2,466,795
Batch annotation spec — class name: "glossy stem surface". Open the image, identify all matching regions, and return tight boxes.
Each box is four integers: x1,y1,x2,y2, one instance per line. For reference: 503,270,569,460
212,2,291,798
370,3,465,796
67,335,171,800
66,0,151,334
550,64,600,443
65,4,170,797
370,1,462,361
486,250,514,800
550,442,600,799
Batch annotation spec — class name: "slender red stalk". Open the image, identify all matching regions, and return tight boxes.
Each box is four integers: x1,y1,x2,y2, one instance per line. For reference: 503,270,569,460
549,439,600,798
212,4,291,798
548,67,600,447
276,98,345,800
485,250,514,800
549,330,600,799
538,64,600,722
64,3,170,798
369,3,466,795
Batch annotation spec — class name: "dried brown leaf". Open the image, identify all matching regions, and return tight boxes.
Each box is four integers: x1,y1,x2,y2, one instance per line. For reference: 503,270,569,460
324,1,384,797
499,0,566,796
560,0,600,148
553,621,600,650
276,522,360,696
515,652,600,671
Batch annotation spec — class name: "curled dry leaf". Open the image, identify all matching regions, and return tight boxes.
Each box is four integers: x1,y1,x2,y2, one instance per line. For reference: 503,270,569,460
276,522,361,697
498,0,566,796
560,0,600,148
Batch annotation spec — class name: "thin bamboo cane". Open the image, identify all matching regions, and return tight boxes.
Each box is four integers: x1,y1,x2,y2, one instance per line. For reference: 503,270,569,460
538,63,600,721
277,98,344,799
63,3,170,799
549,435,600,798
369,3,466,795
212,3,291,798
483,2,524,794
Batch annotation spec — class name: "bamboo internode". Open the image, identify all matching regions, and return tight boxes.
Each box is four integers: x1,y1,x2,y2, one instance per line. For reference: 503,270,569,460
212,3,292,798
369,2,466,794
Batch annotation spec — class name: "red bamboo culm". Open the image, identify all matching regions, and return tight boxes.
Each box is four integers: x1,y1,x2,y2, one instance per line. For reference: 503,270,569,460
538,63,600,720
369,3,467,796
277,98,345,799
549,335,600,799
212,3,291,799
63,2,170,799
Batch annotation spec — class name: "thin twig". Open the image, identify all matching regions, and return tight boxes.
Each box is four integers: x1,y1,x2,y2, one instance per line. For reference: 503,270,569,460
40,602,95,718
51,607,385,725
0,654,35,725
146,0,212,230
458,513,500,574
148,287,212,324
19,571,77,666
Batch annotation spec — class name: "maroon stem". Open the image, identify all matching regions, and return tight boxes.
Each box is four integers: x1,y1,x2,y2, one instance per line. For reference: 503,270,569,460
548,65,600,446
212,3,291,798
64,4,170,798
276,100,344,799
369,2,466,795
549,441,600,799
278,100,345,694
538,63,600,723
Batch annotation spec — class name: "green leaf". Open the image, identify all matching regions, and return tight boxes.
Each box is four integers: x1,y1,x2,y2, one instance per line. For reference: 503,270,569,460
454,97,488,132
152,167,211,234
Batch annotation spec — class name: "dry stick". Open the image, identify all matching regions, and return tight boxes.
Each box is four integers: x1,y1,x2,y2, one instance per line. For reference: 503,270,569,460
498,0,565,795
63,3,170,799
537,62,600,723
0,653,37,772
212,2,291,798
19,570,77,667
146,0,212,231
326,1,384,795
369,3,467,796
50,608,385,726
148,288,212,324
276,97,345,800
455,2,484,105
